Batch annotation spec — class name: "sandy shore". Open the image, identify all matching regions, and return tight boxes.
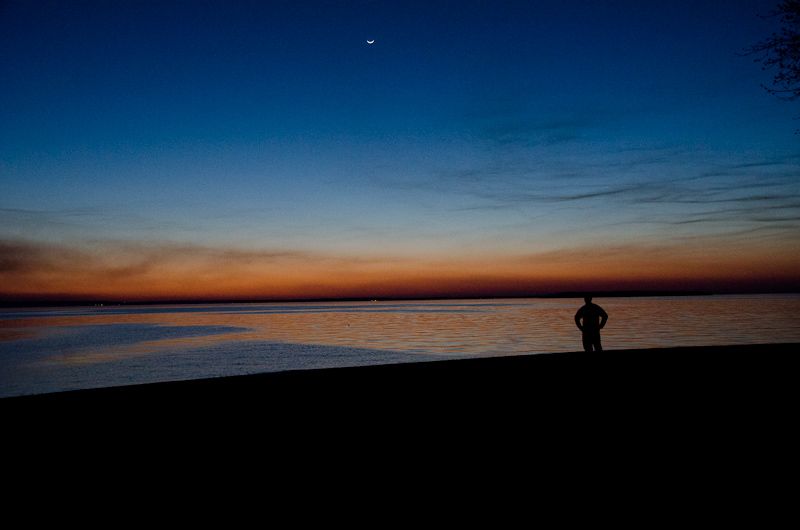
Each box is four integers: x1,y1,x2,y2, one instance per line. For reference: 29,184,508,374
4,342,799,476
5,345,795,504
5,343,798,410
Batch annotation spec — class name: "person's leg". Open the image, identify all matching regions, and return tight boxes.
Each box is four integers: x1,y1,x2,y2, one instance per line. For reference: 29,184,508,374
582,333,592,352
593,334,603,352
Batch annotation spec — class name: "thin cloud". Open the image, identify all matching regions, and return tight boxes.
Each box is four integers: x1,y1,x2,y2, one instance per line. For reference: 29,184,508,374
387,146,799,220
0,238,312,274
477,117,593,147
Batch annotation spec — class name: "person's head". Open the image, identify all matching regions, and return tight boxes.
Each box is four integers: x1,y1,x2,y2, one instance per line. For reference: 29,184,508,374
584,296,592,304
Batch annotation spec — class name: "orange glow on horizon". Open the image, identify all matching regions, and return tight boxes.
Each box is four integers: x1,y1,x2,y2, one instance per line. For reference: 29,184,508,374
1,238,799,302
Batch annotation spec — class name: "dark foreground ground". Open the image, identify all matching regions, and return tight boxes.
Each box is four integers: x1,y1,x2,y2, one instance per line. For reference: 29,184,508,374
5,343,798,418
4,343,799,495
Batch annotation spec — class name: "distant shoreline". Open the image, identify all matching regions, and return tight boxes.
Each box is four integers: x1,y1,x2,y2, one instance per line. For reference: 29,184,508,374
4,289,799,309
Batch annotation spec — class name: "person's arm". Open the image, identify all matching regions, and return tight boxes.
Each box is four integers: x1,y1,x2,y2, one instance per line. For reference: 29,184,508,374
599,307,608,329
574,309,584,331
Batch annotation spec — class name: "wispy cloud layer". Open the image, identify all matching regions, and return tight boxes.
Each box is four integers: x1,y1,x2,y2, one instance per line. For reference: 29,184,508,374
375,133,800,245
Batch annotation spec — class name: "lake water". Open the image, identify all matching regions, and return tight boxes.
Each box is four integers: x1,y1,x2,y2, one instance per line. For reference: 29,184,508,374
1,294,799,397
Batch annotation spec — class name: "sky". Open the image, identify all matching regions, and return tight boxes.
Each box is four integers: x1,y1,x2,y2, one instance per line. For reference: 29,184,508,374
1,0,799,302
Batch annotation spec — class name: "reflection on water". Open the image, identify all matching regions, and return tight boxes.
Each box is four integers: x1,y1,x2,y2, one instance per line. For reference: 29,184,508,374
1,294,799,397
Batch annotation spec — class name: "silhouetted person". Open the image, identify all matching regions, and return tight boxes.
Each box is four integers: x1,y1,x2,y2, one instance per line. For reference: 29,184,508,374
574,296,608,352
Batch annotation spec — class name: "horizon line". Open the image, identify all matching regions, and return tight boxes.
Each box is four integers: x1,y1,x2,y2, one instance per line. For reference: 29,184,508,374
4,288,800,309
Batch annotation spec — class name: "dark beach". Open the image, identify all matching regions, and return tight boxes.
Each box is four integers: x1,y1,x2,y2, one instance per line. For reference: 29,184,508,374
6,343,798,421
5,342,799,491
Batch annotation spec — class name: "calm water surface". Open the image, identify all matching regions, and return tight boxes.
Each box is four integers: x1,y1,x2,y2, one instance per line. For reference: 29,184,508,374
1,294,799,397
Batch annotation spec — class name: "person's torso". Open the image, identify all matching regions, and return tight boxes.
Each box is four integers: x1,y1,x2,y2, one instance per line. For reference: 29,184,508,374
580,304,604,330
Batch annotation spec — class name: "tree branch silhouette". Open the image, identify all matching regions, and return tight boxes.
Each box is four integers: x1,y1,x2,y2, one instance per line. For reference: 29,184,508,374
743,0,800,101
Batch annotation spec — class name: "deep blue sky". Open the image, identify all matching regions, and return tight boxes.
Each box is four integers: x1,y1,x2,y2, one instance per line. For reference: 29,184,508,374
1,0,798,298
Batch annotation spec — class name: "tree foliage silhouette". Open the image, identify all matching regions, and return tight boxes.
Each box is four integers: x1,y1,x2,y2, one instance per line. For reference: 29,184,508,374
745,0,800,100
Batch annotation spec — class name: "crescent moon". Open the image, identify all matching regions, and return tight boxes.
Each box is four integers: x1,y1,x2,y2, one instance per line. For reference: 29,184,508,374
367,40,375,44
